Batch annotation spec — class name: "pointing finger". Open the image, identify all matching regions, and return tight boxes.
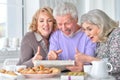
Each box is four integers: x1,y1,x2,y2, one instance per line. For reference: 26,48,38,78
56,49,62,54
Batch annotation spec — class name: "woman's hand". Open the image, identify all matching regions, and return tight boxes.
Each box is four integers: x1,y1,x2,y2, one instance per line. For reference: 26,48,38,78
75,48,87,63
75,48,99,63
66,64,83,72
47,49,62,60
32,46,43,62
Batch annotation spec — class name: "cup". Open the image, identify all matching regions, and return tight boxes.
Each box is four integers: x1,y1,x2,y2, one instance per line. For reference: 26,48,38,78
90,60,113,78
83,65,92,75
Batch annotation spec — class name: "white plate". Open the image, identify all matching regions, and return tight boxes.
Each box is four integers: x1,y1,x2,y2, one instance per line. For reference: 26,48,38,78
0,73,25,80
33,60,75,70
23,73,60,79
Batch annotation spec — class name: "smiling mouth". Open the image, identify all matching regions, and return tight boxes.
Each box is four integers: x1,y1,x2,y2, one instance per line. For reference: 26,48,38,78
43,28,49,31
66,29,71,32
64,29,71,35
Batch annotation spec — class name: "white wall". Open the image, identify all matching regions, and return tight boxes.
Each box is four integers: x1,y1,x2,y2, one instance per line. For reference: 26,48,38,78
24,0,39,33
85,0,115,19
24,0,117,34
7,0,22,39
24,0,88,34
115,0,120,22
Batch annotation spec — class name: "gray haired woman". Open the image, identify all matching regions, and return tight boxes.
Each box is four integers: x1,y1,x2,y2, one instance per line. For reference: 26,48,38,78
75,9,120,79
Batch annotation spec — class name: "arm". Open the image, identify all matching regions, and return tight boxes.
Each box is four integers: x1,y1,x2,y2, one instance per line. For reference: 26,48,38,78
17,34,34,67
75,48,99,63
66,48,99,72
108,30,120,73
48,31,62,60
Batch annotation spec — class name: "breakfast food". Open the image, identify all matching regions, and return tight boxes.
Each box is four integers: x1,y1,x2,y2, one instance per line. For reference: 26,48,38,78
61,72,85,80
0,69,6,73
50,68,61,74
0,69,17,76
18,65,61,74
67,72,86,76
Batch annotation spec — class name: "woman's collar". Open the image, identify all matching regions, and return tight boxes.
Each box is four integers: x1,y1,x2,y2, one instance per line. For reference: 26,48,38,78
34,32,43,42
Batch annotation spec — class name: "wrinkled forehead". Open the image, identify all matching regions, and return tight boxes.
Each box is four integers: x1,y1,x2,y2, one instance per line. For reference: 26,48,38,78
55,14,73,22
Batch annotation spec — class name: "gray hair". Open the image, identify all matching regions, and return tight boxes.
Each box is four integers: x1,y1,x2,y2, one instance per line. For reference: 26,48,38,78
80,9,119,42
53,2,78,20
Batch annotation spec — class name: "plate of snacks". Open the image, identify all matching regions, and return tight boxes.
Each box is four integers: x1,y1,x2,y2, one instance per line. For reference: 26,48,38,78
17,65,61,79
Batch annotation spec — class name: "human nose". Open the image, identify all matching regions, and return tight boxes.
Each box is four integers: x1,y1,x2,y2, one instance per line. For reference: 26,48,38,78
44,21,49,26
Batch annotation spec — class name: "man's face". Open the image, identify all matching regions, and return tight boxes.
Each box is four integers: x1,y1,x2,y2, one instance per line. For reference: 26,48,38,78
55,14,77,37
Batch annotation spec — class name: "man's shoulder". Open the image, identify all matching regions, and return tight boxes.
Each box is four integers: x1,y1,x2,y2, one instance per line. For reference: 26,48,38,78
77,30,88,37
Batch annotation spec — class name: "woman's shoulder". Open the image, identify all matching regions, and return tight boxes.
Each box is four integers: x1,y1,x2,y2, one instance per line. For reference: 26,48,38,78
108,27,120,41
22,32,35,41
24,31,34,37
111,27,120,36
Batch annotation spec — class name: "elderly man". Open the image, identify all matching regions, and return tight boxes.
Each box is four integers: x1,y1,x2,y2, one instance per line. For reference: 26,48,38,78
47,2,96,71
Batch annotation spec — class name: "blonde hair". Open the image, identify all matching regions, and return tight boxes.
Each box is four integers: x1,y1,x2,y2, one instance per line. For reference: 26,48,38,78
29,7,56,32
81,9,119,42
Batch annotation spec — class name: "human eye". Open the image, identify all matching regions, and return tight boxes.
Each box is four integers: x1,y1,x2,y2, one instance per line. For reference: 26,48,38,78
65,22,70,25
64,20,72,26
87,27,92,31
48,19,53,22
39,19,44,22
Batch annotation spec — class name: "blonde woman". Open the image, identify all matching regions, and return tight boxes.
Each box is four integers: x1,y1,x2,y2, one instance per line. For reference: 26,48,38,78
17,7,56,67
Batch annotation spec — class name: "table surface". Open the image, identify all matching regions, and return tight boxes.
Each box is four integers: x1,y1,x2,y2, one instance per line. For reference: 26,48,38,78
25,74,116,80
0,72,116,80
0,62,116,80
26,78,60,80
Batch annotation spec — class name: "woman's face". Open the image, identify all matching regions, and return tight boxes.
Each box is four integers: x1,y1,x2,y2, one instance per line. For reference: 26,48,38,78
82,22,100,42
37,13,54,38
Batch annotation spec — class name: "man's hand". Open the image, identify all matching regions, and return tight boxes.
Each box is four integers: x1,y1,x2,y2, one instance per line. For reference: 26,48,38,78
47,49,62,60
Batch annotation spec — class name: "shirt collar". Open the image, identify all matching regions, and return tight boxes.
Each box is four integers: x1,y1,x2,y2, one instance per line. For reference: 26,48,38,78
62,28,81,38
34,32,43,42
